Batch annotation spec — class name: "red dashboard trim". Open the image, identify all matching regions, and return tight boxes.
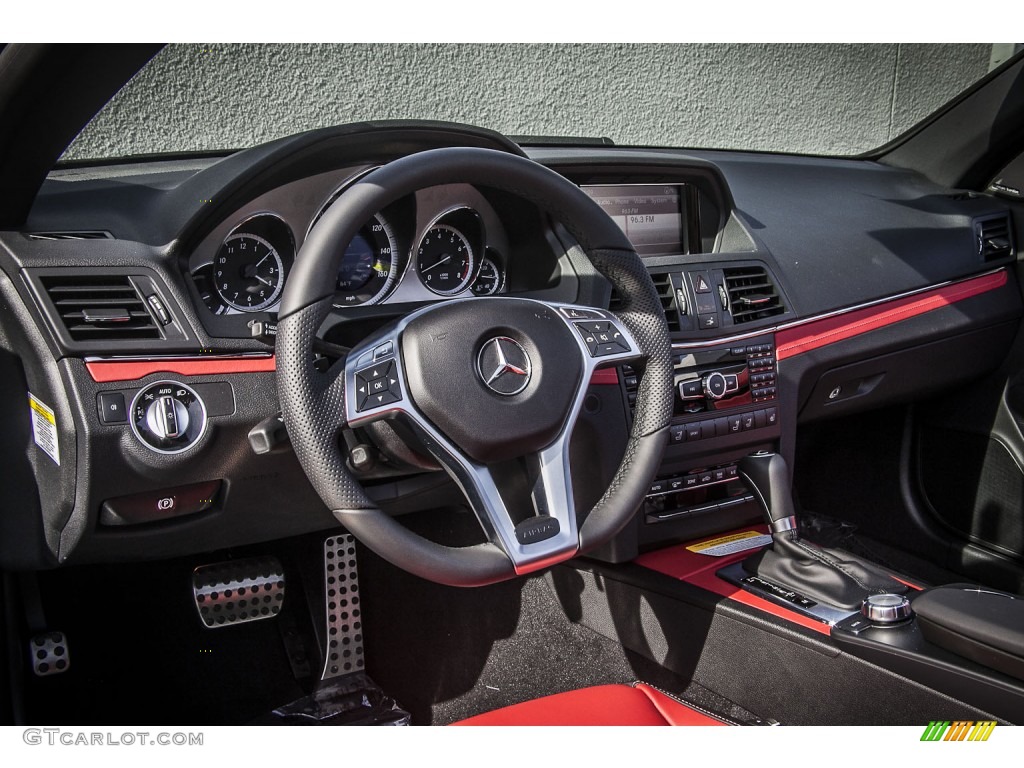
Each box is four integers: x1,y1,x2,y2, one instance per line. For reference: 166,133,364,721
634,526,832,636
776,269,1009,361
86,356,277,383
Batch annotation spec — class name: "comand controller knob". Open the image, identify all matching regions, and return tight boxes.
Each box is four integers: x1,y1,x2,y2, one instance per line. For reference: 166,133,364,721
861,593,913,624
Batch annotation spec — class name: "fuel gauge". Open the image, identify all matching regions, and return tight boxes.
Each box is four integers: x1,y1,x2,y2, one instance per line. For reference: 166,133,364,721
471,253,505,296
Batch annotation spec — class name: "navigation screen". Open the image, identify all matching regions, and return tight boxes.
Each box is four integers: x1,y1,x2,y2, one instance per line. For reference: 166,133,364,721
582,184,686,256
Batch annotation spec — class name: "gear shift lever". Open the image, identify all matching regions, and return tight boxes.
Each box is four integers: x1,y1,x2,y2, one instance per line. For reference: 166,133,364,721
735,450,907,610
738,451,798,535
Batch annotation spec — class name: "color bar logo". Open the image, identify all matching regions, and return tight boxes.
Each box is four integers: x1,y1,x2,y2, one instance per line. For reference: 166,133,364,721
920,721,997,741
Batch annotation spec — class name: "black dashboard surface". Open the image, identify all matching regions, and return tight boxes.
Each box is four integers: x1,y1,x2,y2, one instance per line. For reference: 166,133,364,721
0,121,1019,569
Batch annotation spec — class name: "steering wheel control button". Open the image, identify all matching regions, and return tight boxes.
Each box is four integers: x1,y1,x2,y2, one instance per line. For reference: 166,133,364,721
355,361,401,411
574,321,630,357
97,391,127,424
477,336,532,396
559,306,603,320
130,381,207,454
373,341,394,360
861,593,913,624
514,515,561,545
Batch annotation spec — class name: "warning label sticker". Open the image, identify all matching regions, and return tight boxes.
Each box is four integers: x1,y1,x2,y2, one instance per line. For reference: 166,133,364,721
28,393,60,466
686,530,771,557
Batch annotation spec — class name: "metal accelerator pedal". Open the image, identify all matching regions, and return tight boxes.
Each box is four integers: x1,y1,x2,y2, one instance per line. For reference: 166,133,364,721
192,556,285,628
320,533,364,680
271,533,409,724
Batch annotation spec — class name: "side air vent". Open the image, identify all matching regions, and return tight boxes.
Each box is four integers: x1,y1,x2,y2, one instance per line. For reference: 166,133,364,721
26,231,112,241
723,266,785,324
974,214,1015,262
39,275,161,341
609,272,680,332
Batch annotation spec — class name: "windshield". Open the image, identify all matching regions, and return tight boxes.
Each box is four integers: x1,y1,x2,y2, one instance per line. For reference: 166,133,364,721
63,43,1012,161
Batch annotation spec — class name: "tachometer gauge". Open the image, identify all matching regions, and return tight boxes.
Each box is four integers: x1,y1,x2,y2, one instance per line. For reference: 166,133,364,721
416,224,475,296
214,233,285,312
335,215,398,306
471,254,504,296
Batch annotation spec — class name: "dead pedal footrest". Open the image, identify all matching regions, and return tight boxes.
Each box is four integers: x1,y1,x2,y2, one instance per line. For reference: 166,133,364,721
193,556,285,628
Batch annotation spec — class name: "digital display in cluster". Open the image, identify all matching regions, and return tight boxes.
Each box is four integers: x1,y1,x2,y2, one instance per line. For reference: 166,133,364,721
582,184,686,256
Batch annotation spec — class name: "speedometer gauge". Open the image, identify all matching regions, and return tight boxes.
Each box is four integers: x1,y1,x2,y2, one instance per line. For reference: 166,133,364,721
335,215,398,306
214,233,285,311
416,224,475,296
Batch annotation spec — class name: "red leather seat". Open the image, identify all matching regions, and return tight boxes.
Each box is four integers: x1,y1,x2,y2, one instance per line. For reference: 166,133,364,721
452,683,730,726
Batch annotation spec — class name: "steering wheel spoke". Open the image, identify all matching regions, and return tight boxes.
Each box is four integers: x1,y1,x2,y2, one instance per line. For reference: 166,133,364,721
342,299,641,574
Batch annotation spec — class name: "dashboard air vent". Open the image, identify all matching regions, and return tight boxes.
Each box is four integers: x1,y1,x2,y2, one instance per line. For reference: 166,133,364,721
974,214,1014,262
723,266,785,324
609,272,680,332
39,275,160,341
26,231,112,241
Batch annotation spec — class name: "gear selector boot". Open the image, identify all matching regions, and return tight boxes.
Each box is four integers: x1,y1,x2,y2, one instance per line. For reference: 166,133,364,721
738,452,907,611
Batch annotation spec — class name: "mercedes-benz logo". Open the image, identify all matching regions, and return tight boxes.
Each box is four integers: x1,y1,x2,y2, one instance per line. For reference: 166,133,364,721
477,337,532,396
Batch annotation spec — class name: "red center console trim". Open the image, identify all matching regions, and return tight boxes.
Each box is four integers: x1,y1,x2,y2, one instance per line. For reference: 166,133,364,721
776,269,1008,361
86,356,276,383
634,526,832,636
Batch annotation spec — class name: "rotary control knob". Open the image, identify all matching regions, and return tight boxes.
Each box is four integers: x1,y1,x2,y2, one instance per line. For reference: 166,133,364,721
702,371,729,400
130,381,207,454
146,395,190,439
861,593,913,624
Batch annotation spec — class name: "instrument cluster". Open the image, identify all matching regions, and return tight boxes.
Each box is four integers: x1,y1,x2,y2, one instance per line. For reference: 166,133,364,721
191,181,508,317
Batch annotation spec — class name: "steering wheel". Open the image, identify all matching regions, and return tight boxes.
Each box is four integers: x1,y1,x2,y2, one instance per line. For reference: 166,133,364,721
276,147,673,586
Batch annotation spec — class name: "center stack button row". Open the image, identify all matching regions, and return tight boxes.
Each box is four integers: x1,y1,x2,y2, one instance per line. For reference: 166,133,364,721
670,407,778,444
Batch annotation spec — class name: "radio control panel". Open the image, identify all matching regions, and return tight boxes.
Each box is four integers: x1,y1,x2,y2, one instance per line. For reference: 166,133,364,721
622,334,781,448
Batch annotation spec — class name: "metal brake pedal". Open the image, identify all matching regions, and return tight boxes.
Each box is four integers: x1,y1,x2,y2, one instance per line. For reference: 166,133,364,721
321,533,364,681
192,556,285,628
30,631,70,676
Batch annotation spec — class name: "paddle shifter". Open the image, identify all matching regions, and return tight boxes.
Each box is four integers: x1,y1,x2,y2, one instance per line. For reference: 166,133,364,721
737,451,908,611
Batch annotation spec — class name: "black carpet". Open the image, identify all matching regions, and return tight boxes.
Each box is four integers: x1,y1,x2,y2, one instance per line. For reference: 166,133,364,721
357,543,701,725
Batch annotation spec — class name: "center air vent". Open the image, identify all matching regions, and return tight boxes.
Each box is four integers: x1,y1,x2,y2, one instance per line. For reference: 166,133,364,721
609,272,680,332
39,275,161,341
974,214,1014,262
723,266,785,324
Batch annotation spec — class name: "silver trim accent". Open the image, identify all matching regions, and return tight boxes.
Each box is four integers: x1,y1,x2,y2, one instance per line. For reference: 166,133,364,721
670,268,1008,351
83,352,273,363
771,515,798,535
343,298,642,575
128,380,208,455
860,593,913,624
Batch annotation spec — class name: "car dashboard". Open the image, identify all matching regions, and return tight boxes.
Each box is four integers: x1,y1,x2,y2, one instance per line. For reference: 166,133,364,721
0,120,1020,573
